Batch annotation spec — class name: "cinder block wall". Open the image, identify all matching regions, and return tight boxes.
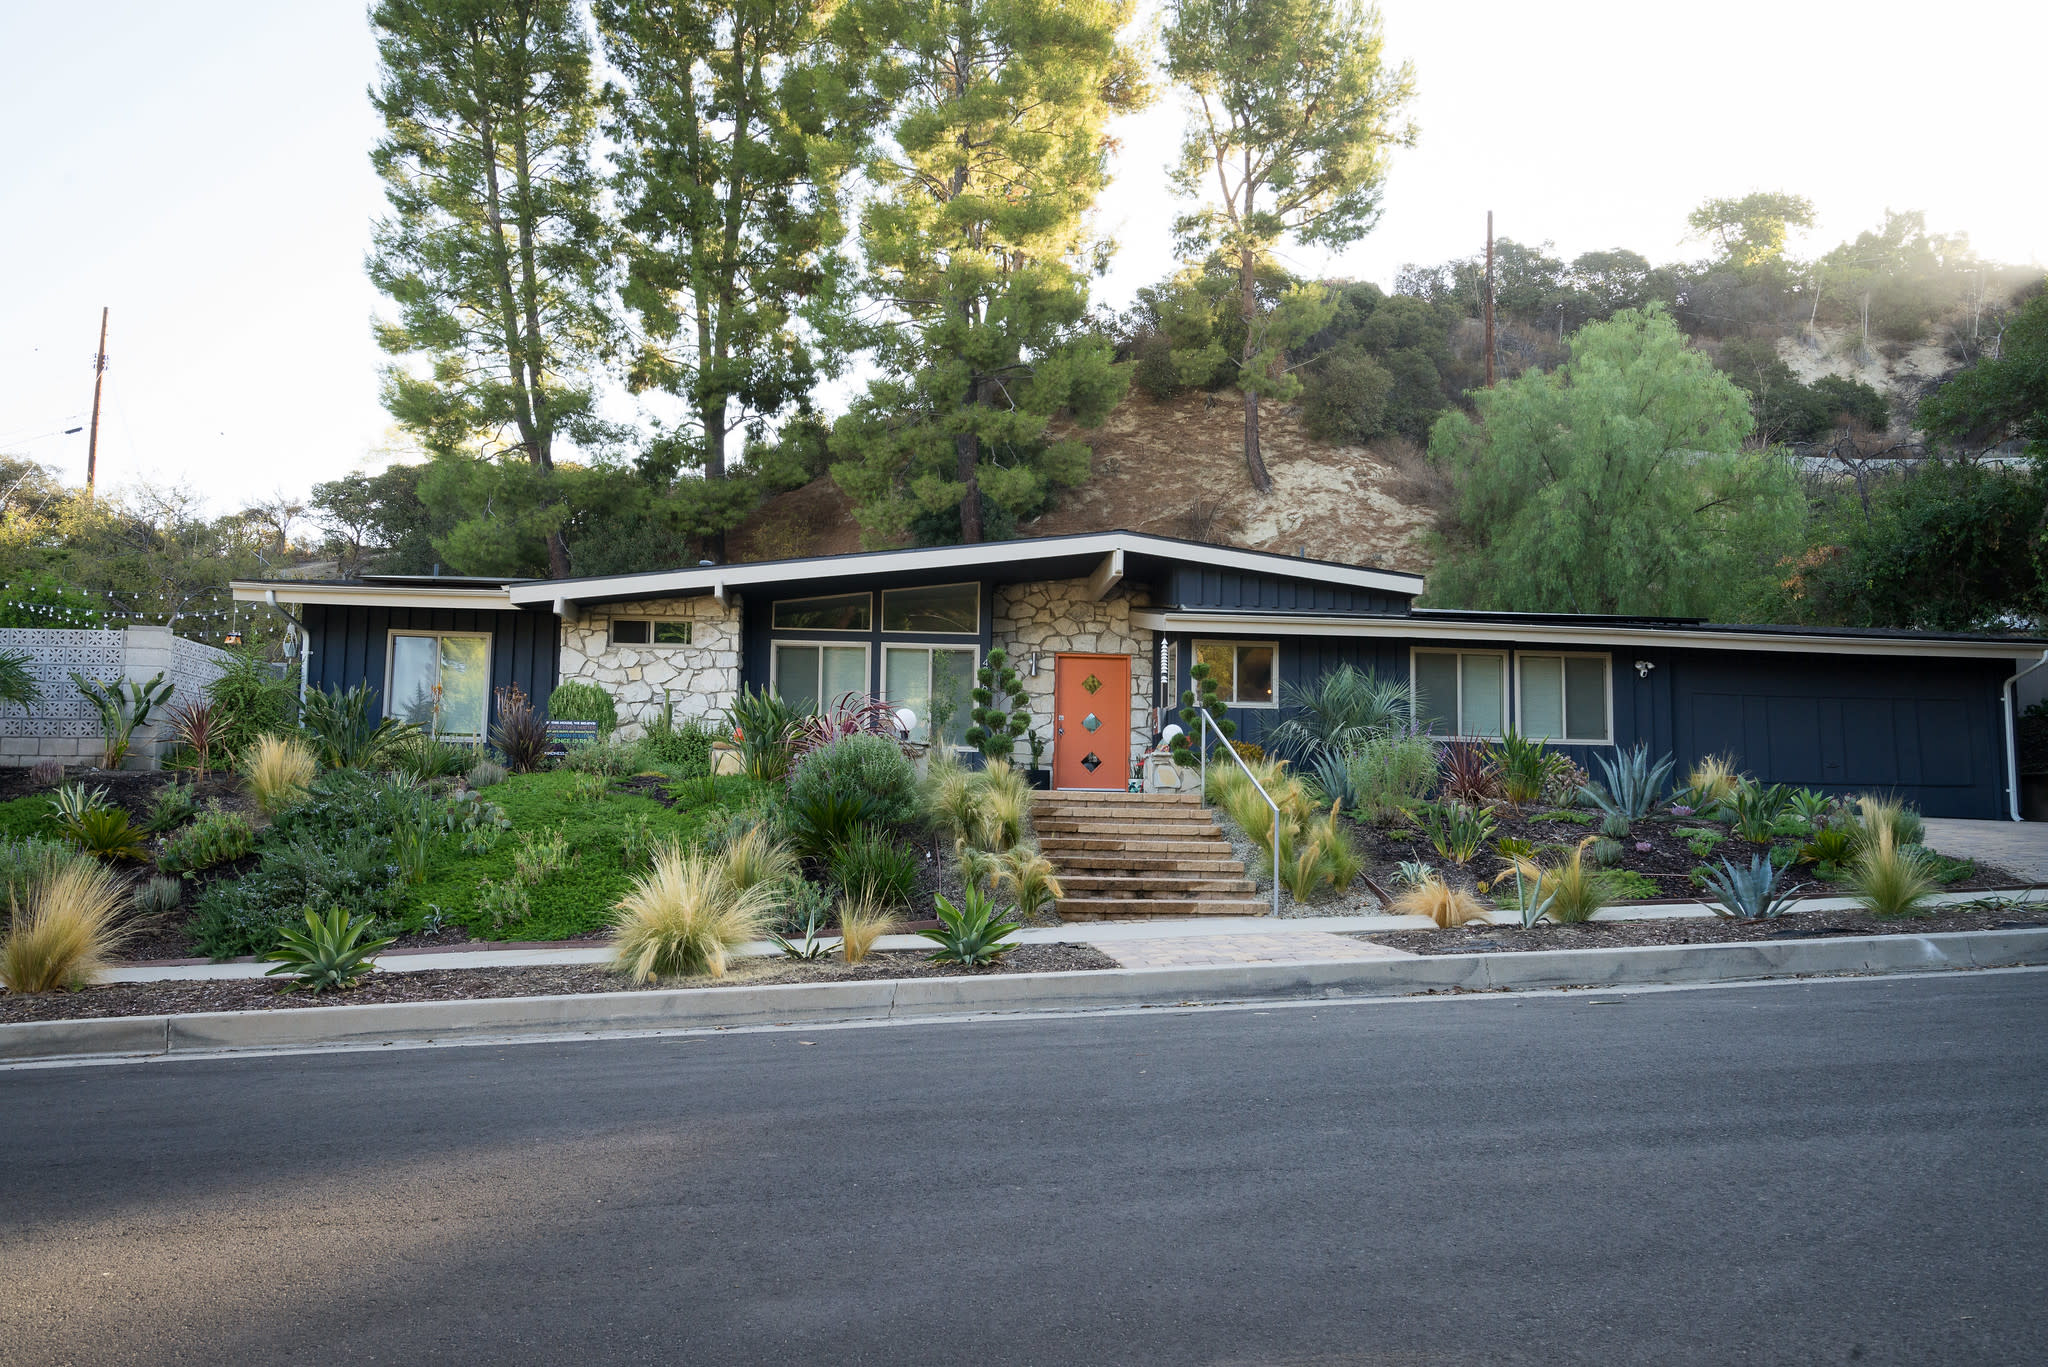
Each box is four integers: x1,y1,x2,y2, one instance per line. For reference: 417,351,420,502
0,626,230,770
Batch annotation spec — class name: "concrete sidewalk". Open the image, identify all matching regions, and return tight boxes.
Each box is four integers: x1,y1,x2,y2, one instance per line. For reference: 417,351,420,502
99,888,2046,985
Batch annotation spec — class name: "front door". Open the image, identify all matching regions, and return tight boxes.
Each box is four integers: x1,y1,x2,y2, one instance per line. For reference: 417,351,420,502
1052,654,1132,790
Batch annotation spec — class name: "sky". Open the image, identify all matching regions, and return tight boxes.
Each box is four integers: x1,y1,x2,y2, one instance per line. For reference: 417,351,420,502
2,0,2043,515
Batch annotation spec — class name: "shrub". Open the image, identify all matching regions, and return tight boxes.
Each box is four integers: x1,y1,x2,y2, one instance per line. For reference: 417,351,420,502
207,649,297,756
1701,855,1802,920
836,895,896,964
563,740,634,778
154,807,256,875
609,843,780,981
994,844,1064,919
140,781,198,834
1414,803,1496,863
1341,734,1440,823
262,908,397,993
0,837,96,909
1265,665,1413,762
788,733,921,828
726,686,800,781
830,827,920,909
1848,827,1934,918
639,711,717,777
392,736,476,783
1581,743,1674,821
0,859,133,991
467,757,509,788
490,684,551,773
300,681,416,769
1494,731,1549,806
921,886,1022,965
243,734,316,814
60,807,149,862
28,758,64,786
547,681,618,739
1391,875,1487,928
136,875,183,916
964,647,1031,764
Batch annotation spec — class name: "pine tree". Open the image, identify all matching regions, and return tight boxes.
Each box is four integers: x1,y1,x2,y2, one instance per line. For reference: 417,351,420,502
1161,0,1416,492
367,0,615,579
828,0,1146,546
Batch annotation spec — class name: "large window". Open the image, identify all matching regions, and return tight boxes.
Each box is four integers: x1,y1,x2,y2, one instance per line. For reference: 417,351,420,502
1413,649,1506,739
1516,653,1611,744
387,631,490,740
881,582,979,634
772,642,868,712
1193,641,1277,707
883,645,976,748
772,592,871,631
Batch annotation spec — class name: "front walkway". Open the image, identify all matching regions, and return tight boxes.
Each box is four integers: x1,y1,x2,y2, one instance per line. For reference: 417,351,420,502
1923,818,2048,884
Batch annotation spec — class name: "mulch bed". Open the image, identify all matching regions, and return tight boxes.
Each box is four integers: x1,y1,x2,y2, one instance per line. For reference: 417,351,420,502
1356,896,2048,955
0,943,1118,1024
1348,808,2023,901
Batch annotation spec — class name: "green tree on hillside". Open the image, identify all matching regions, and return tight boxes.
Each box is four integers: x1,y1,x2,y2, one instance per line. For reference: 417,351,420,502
597,0,857,562
828,0,1145,546
1161,0,1415,492
1687,191,1815,270
1919,286,2048,456
1426,307,1803,617
367,0,615,579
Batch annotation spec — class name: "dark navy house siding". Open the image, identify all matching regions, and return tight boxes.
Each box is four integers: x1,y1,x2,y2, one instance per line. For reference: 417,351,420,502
1167,567,1413,616
301,604,558,728
1175,632,2012,819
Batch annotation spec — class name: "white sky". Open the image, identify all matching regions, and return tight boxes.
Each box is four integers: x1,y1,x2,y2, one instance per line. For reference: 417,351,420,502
2,0,2042,514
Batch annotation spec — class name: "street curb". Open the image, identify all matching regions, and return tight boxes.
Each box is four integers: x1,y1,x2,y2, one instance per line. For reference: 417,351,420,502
5,927,2047,1064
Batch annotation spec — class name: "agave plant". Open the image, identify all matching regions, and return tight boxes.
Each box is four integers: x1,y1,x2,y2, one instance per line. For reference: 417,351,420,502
769,902,837,961
1580,743,1675,821
46,782,111,826
1699,854,1803,920
920,886,1023,966
1413,801,1496,863
1487,858,1558,929
1728,781,1793,844
262,908,398,993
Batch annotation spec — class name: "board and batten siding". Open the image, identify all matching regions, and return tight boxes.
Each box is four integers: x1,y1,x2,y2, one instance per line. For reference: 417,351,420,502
301,604,558,727
1167,566,1414,617
1174,632,2012,819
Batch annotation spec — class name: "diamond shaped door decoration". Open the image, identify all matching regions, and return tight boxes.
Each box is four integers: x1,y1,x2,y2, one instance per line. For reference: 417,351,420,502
1080,752,1101,772
1081,712,1101,732
1081,673,1102,694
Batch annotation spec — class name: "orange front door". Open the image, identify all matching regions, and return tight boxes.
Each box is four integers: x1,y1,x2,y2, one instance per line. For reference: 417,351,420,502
1052,654,1132,790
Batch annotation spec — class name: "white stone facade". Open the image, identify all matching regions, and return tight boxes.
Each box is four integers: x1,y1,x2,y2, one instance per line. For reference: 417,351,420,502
993,578,1154,772
556,595,743,741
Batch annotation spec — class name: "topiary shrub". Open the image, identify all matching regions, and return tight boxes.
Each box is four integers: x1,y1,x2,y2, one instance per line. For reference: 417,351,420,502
786,734,921,830
964,648,1031,764
547,681,618,738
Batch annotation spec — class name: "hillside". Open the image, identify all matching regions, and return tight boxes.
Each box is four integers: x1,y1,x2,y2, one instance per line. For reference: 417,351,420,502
728,390,1443,572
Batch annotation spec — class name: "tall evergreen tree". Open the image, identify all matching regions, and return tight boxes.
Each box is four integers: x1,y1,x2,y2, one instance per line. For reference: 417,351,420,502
367,0,613,579
828,0,1145,546
596,0,856,562
1161,0,1415,492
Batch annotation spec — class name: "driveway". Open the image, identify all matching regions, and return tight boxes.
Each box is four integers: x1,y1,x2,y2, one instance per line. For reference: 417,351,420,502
1923,817,2048,883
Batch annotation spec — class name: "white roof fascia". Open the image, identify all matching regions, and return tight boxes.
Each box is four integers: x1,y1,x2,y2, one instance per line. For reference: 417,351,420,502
504,532,1424,607
230,581,514,612
1132,609,2042,662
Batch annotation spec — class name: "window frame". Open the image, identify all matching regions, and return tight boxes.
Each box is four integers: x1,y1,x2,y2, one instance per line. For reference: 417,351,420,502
880,643,980,750
770,591,873,633
768,640,872,711
607,617,693,647
383,629,494,741
1512,650,1614,746
879,581,982,635
1192,640,1281,709
1410,647,1510,741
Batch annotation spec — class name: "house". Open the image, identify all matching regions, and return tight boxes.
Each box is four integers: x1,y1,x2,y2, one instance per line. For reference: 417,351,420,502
231,530,2046,819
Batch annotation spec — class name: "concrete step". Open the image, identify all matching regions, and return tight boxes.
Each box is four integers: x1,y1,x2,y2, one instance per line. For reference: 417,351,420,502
1055,873,1258,896
1047,853,1247,874
1039,836,1237,856
1055,896,1271,921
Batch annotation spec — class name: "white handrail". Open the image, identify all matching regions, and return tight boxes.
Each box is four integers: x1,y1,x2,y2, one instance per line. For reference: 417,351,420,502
1197,709,1282,918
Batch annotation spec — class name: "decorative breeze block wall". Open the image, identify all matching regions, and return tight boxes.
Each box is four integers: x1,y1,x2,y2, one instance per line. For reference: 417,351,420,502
0,626,230,769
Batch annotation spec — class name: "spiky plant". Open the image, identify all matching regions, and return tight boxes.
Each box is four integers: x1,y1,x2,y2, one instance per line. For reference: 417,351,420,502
994,844,1064,919
835,895,897,965
261,908,399,993
920,886,1022,966
0,859,133,993
1391,875,1488,929
1847,826,1934,918
1581,743,1675,821
1700,855,1802,920
609,844,779,981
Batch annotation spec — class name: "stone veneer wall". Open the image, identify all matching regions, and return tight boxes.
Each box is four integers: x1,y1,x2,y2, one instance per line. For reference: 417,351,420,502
556,595,743,741
993,578,1153,772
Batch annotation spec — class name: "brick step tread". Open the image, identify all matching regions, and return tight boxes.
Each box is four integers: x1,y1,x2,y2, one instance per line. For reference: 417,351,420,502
1048,856,1247,873
1034,791,1201,804
1034,819,1220,834
1057,898,1271,920
1056,877,1259,895
1033,800,1208,814
1039,839,1237,855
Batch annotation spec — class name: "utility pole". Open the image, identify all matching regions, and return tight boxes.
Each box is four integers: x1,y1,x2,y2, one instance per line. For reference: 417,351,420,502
1482,211,1499,389
86,307,109,495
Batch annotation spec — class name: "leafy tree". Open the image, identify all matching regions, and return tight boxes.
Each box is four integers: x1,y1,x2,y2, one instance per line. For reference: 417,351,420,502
1716,340,1887,446
1920,287,2048,457
1426,307,1803,616
1687,191,1815,269
367,0,615,579
1297,282,1453,443
1162,0,1415,491
310,463,448,577
828,0,1145,546
596,0,855,562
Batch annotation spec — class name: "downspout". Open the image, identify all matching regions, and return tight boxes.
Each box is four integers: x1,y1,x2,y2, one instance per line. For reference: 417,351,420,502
2003,650,2048,822
262,591,310,709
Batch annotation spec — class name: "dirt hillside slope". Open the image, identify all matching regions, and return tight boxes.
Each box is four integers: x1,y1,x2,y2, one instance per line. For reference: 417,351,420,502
728,390,1441,572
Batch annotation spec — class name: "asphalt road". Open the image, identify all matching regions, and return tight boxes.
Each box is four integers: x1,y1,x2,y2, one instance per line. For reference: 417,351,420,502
3,973,2045,1367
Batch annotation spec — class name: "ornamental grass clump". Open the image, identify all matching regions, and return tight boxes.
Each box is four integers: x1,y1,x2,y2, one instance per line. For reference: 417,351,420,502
1684,754,1742,808
608,843,781,982
1853,795,1925,851
720,824,799,895
1535,842,1612,924
994,844,1063,919
0,860,133,993
243,734,316,814
835,895,896,965
1390,874,1488,929
1847,826,1935,918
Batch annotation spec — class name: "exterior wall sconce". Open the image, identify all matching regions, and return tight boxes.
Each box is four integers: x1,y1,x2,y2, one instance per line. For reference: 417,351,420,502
1024,651,1041,677
1634,659,1655,679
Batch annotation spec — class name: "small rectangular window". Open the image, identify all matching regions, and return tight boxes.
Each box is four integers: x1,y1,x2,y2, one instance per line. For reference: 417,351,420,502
1517,653,1610,743
652,621,692,645
881,583,979,633
609,619,692,647
1412,649,1507,739
773,592,871,631
609,619,650,646
1193,641,1279,707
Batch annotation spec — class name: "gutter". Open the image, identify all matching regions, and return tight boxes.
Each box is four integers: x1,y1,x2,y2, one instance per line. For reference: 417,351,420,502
2004,650,2048,821
262,590,311,709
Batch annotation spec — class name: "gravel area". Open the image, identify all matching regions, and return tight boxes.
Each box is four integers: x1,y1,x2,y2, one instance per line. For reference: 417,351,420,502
0,943,1118,1024
1208,804,1384,917
1356,896,2048,955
